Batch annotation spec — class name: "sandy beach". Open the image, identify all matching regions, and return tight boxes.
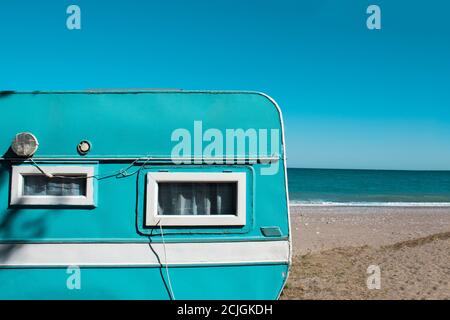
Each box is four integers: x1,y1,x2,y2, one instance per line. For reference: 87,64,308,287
282,206,450,300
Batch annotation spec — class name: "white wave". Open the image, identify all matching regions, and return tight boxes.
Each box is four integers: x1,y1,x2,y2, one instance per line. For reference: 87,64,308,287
289,201,450,207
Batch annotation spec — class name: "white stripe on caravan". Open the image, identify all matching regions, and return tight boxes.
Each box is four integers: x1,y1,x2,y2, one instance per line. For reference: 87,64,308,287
0,241,289,267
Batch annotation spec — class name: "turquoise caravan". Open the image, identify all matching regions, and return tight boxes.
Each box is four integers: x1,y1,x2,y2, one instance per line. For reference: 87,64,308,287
0,90,291,299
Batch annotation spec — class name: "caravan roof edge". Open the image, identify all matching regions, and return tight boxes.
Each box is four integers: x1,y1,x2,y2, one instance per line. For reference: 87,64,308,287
1,89,273,95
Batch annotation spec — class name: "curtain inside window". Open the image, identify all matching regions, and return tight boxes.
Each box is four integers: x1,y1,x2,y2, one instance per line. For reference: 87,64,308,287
23,175,87,196
157,182,237,215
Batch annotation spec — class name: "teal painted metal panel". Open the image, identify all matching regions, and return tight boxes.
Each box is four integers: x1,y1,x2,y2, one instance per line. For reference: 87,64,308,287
0,264,288,300
0,91,282,158
0,91,290,299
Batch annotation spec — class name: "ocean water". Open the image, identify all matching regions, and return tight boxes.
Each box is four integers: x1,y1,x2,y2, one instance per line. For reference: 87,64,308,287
287,168,450,207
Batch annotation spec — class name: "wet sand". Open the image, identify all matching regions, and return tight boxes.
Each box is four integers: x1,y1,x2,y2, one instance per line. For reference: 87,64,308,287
282,206,450,300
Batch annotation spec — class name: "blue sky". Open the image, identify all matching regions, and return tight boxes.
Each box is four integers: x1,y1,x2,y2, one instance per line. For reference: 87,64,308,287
1,1,449,170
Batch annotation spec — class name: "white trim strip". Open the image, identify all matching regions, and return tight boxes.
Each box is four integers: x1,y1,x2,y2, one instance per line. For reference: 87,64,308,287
0,241,289,267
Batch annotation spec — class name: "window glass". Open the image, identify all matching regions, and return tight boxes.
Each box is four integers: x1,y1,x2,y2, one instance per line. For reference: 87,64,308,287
157,182,237,216
23,175,87,196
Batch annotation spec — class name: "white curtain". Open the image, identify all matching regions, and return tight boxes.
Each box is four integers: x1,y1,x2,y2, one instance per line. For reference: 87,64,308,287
23,176,86,196
157,183,236,216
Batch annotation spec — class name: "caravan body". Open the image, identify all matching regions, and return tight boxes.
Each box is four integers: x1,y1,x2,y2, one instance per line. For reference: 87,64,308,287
0,90,290,299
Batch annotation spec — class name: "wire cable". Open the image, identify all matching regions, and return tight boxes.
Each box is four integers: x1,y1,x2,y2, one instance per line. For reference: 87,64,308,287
28,157,147,180
158,221,176,300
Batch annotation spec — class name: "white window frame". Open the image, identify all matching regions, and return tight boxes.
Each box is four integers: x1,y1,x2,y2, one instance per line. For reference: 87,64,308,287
145,172,246,226
10,166,95,207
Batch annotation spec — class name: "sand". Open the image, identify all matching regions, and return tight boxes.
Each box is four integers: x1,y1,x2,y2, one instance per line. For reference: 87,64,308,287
282,206,450,300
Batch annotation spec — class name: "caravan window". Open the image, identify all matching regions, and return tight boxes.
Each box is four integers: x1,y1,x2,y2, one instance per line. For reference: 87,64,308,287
146,172,246,226
10,166,95,206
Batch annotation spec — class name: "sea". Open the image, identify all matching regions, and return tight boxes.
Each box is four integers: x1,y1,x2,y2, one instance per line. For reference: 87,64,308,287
287,168,450,207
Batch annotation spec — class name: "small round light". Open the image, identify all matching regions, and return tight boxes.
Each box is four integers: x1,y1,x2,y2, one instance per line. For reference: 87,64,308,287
77,140,91,155
11,132,39,157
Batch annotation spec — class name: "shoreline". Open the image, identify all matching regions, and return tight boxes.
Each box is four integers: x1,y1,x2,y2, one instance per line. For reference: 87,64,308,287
289,203,450,208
